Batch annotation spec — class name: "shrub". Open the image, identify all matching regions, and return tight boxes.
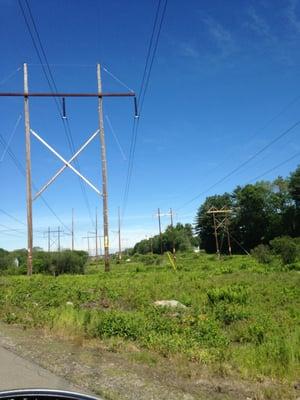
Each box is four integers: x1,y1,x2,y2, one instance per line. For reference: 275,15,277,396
251,244,272,264
214,303,249,325
270,236,298,265
207,284,247,305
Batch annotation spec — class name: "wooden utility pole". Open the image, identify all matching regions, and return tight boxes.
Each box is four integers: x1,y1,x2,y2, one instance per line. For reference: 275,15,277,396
207,207,233,258
97,64,110,272
47,226,50,253
24,63,33,276
95,208,98,258
170,207,176,256
212,212,220,258
157,208,163,254
71,208,74,251
118,206,122,261
225,215,232,256
57,226,61,252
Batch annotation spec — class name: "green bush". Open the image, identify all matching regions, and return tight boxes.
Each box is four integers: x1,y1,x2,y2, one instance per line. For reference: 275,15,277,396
207,284,247,305
251,244,272,264
270,236,298,265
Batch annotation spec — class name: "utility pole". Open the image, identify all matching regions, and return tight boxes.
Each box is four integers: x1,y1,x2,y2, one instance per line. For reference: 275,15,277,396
71,208,74,251
1,64,135,274
24,63,33,276
170,207,176,256
57,226,61,252
118,206,122,261
97,64,110,272
95,208,98,258
157,208,163,254
207,207,233,258
225,215,232,256
47,226,50,253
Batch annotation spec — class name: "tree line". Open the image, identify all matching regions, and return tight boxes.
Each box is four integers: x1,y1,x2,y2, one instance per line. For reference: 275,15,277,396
195,165,300,253
132,165,300,255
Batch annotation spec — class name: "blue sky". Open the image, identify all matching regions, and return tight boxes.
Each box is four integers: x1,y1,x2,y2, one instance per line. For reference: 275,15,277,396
0,0,300,252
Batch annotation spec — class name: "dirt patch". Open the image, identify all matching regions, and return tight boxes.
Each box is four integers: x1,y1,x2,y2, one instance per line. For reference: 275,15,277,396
0,322,294,400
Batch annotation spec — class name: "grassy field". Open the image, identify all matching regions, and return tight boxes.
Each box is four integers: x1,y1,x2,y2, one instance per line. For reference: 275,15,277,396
0,253,299,393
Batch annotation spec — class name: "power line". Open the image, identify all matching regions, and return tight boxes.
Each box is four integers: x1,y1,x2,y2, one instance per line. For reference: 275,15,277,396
177,118,300,210
0,114,22,162
121,0,168,220
0,66,21,86
0,132,71,233
18,0,95,227
247,151,300,183
0,208,26,226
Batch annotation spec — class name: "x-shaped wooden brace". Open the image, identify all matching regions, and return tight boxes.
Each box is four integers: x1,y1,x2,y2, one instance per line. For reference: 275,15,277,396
31,128,101,201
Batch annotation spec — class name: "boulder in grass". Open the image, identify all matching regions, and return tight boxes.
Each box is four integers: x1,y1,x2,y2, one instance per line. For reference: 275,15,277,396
153,300,187,309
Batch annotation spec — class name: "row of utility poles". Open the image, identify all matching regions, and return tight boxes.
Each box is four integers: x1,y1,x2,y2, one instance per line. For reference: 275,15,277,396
44,206,123,259
0,63,136,275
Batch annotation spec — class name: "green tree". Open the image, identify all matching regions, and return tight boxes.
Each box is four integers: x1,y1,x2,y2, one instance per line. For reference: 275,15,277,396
195,193,233,253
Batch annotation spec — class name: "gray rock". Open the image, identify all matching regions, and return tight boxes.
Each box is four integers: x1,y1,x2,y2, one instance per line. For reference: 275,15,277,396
153,300,187,309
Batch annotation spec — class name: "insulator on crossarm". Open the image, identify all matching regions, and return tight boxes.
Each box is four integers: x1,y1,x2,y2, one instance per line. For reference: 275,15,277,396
62,97,67,119
134,96,139,119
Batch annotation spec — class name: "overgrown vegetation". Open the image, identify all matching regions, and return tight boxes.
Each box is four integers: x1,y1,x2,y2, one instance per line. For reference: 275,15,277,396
0,249,88,275
0,252,299,388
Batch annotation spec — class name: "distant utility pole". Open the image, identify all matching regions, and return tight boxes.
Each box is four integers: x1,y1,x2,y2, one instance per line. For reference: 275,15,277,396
0,63,135,275
47,226,50,253
44,227,63,252
71,208,74,251
207,207,233,258
57,226,61,252
118,207,122,261
169,207,176,256
157,208,163,254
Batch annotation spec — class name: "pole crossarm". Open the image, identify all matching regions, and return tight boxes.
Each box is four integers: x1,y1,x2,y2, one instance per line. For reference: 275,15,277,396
33,128,100,200
31,128,101,196
0,92,135,98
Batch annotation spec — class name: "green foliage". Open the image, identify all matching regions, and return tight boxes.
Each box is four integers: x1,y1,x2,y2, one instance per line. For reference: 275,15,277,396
133,223,197,255
195,165,300,254
0,253,299,383
270,236,298,265
251,244,273,264
207,284,247,305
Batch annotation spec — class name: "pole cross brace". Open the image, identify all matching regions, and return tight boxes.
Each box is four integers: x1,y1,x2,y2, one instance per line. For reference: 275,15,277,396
31,128,102,200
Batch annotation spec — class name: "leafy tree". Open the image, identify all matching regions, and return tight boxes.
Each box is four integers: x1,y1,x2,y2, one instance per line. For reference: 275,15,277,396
195,193,233,253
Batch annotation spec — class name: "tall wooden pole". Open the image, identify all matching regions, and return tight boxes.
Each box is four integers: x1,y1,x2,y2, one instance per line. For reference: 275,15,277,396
71,208,74,251
97,64,110,272
118,206,122,261
58,226,61,252
170,208,176,256
212,212,220,258
158,208,163,254
226,216,232,256
48,226,50,253
95,208,98,258
24,63,33,276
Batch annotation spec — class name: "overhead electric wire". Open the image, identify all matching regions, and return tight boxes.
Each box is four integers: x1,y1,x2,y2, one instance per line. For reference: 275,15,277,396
18,0,95,227
121,0,168,220
0,132,71,233
0,208,26,226
105,115,127,161
0,66,21,86
247,150,300,183
0,114,22,162
177,118,300,211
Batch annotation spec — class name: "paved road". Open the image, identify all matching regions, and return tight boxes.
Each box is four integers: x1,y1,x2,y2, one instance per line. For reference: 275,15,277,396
0,345,80,392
